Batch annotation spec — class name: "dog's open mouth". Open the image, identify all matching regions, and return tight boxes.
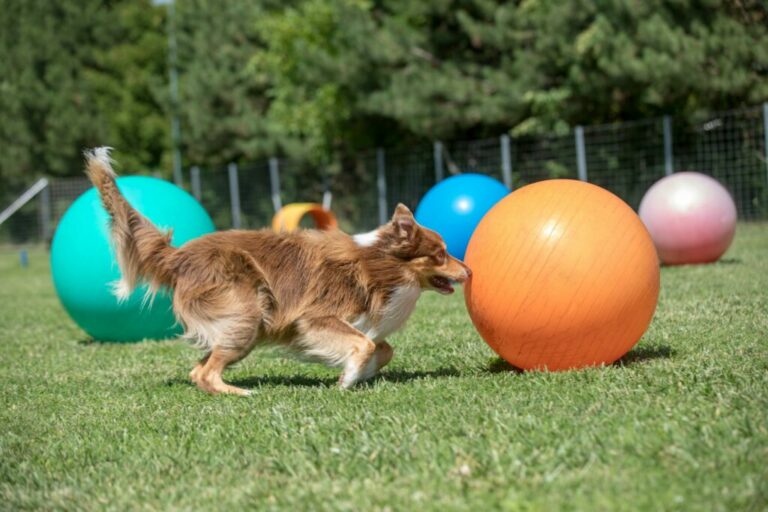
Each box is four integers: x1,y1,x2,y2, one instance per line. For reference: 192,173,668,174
429,275,455,294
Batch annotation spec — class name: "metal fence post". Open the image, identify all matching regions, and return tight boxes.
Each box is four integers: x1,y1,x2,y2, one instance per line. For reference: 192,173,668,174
322,190,333,210
433,141,444,182
663,115,674,176
376,148,388,224
500,134,513,190
575,126,588,182
763,103,768,188
320,166,333,210
269,157,282,213
190,166,202,201
228,162,241,229
39,182,51,241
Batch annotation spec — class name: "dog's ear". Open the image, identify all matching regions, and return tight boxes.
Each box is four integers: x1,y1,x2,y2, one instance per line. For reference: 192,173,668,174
392,203,413,218
392,203,415,241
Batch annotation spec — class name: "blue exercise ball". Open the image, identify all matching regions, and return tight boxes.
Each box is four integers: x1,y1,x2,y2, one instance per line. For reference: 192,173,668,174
51,176,215,342
415,174,509,260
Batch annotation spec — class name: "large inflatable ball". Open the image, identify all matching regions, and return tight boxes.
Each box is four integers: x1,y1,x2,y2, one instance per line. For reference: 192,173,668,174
415,174,509,260
464,180,660,371
638,172,737,265
51,176,215,342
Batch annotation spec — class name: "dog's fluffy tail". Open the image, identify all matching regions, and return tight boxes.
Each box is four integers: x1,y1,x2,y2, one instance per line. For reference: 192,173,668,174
85,147,177,301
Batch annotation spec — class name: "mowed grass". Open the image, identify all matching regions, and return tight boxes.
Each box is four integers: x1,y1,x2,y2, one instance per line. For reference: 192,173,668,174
1,225,767,511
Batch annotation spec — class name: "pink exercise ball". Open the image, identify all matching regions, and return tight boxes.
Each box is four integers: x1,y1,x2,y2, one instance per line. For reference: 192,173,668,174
639,172,737,265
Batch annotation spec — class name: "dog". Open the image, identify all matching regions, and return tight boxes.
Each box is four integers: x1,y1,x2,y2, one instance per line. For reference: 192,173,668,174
85,147,471,395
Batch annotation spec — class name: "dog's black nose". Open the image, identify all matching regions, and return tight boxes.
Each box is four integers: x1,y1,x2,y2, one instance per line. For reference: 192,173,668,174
465,267,472,278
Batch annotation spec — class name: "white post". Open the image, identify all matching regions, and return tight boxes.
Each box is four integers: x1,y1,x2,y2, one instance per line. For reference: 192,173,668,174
763,103,768,188
433,141,444,182
663,115,674,176
376,148,388,225
39,183,51,241
500,134,513,189
322,190,332,210
190,166,201,201
575,126,588,182
168,0,183,188
228,162,241,229
269,157,282,213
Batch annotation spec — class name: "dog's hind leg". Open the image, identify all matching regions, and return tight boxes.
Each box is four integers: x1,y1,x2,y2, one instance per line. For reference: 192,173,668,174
195,345,255,396
177,248,276,396
292,317,386,389
184,304,266,396
189,352,210,383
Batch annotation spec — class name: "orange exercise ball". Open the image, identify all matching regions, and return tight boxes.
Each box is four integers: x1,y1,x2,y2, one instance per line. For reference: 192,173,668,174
464,180,660,371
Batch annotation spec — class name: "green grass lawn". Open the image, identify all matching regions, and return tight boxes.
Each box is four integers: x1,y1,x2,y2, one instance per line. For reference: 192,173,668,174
1,225,767,511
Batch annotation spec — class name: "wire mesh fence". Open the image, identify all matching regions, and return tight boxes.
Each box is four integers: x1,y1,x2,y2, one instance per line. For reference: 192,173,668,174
513,131,580,186
444,137,505,182
674,106,767,220
582,118,667,209
2,104,766,247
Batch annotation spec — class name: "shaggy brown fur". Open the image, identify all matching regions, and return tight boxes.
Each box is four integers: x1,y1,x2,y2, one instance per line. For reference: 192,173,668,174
85,148,470,395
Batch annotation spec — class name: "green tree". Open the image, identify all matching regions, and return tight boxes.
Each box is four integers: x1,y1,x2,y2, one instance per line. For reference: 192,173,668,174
0,0,104,195
85,1,169,173
252,0,386,163
176,0,284,168
0,0,169,204
248,0,768,162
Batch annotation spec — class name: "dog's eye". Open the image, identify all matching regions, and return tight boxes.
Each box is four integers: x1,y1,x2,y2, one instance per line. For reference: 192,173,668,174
433,251,446,265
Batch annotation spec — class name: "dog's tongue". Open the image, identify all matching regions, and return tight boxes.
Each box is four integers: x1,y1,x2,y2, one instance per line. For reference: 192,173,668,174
430,275,454,294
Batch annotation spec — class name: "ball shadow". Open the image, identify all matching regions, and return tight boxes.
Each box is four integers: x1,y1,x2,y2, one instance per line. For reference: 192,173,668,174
486,358,524,374
484,344,675,373
614,345,676,366
663,257,742,269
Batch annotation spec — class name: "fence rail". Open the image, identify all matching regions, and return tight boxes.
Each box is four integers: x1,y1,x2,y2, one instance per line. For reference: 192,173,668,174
2,104,767,246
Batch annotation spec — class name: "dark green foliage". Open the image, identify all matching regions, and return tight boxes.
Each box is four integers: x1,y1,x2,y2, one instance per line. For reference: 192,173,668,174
86,1,169,173
176,0,282,168
0,0,169,203
0,0,106,199
250,0,768,160
0,0,766,195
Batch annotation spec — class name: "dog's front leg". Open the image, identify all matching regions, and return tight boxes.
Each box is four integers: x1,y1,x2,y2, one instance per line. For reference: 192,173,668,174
293,316,382,389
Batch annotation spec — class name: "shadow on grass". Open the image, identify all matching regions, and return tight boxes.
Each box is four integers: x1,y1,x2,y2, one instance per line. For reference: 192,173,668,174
377,367,462,383
484,344,675,374
229,374,338,388
78,337,172,346
663,257,742,269
165,367,462,390
487,358,524,374
615,345,676,366
232,368,462,388
162,374,337,389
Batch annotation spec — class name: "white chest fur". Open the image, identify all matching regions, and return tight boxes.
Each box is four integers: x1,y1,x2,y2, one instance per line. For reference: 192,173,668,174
352,285,421,341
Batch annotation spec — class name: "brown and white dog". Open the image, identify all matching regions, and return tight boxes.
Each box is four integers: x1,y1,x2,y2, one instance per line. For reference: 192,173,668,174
85,148,471,395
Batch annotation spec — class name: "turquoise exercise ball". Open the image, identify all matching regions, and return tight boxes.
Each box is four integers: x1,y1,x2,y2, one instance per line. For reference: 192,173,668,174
51,176,215,342
415,174,510,260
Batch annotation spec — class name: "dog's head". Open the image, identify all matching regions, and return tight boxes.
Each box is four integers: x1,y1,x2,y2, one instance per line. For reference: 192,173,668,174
377,204,471,294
